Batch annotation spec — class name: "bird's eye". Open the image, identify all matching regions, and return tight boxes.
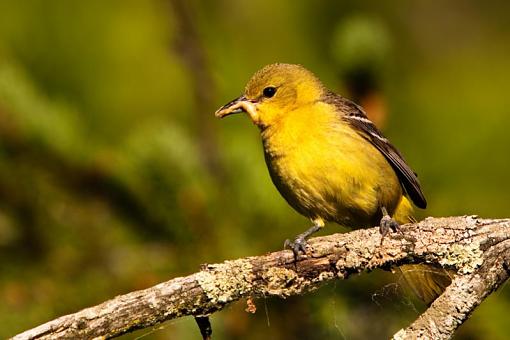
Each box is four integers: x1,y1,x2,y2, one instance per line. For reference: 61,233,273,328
262,86,277,98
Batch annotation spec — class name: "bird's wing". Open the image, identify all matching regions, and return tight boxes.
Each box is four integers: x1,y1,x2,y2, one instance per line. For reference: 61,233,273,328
323,92,427,209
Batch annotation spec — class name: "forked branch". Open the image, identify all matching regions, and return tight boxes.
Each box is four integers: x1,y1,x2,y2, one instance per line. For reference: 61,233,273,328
11,216,510,339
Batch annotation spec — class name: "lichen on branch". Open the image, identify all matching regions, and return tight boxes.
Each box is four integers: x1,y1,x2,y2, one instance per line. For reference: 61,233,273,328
12,216,510,340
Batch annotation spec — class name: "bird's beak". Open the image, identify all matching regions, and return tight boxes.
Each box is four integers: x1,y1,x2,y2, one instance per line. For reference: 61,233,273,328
215,95,258,121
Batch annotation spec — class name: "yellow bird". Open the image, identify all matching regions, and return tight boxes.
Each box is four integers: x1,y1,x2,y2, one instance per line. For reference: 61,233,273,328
215,63,449,303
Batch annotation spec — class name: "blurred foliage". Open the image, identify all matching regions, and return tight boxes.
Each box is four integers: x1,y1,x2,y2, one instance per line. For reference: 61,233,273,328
0,0,509,339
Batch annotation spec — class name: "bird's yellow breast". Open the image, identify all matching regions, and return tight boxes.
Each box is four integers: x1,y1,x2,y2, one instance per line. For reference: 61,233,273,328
261,102,403,227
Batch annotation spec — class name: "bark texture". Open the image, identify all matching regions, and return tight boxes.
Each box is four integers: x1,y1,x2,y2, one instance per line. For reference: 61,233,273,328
11,216,510,340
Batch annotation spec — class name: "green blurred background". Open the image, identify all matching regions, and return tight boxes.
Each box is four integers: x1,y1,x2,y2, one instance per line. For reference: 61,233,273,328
0,1,509,339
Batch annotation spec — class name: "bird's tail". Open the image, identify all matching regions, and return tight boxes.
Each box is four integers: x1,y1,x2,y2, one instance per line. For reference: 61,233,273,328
393,197,452,304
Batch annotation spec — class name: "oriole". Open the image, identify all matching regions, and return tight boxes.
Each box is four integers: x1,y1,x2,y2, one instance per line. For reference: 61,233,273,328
215,63,449,303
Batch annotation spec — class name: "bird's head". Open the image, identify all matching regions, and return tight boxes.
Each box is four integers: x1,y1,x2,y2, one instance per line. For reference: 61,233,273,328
215,63,324,128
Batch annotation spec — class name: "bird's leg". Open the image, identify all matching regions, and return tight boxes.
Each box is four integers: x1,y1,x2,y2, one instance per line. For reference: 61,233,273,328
379,206,400,239
285,217,325,259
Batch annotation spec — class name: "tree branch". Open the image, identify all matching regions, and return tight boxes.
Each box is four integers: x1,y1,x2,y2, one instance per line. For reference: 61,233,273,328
11,216,510,339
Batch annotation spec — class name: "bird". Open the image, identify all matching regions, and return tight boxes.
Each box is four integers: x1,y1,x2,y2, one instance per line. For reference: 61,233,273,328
215,63,449,304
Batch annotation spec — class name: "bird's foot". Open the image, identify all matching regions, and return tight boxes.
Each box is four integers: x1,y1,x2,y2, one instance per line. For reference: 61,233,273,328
379,214,400,239
284,235,309,260
380,214,417,246
285,220,324,261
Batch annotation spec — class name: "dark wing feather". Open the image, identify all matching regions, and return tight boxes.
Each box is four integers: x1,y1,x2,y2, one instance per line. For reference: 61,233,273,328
323,91,427,209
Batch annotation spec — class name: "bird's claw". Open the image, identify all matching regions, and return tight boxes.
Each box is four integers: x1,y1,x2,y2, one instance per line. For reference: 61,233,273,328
284,236,308,260
379,215,401,244
284,222,322,260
